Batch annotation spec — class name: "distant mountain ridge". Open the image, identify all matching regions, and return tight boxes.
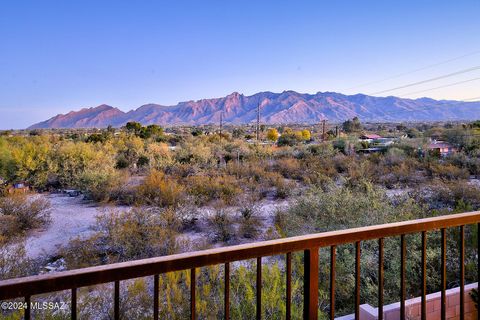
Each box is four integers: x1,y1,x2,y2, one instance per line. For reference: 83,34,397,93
28,91,480,129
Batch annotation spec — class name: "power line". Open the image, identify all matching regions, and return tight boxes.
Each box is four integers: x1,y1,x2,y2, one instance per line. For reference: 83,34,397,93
330,96,480,123
219,111,223,135
345,49,480,91
256,102,260,141
462,96,480,102
369,66,480,96
400,77,480,97
377,96,480,118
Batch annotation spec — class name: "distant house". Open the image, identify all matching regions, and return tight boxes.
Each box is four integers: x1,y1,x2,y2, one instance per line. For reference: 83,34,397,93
14,183,25,189
358,134,397,154
7,182,29,194
359,133,396,148
373,137,395,147
358,147,385,154
427,140,457,157
359,133,382,143
63,189,81,197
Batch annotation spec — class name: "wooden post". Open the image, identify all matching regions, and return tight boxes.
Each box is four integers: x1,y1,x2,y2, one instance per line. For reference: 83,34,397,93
304,248,319,320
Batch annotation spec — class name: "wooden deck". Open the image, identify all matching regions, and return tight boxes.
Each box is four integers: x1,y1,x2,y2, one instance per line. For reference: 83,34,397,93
1,211,479,320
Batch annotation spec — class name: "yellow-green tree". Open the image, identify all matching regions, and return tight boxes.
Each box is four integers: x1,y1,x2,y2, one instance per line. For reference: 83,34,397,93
266,128,279,142
301,129,311,141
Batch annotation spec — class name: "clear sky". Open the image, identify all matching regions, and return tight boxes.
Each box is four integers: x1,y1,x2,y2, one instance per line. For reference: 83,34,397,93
1,0,479,129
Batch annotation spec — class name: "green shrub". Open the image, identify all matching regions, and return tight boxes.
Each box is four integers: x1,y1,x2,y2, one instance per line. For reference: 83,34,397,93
0,242,35,280
186,174,242,205
208,205,234,242
277,132,302,146
273,158,303,180
238,202,262,239
413,181,480,210
427,163,469,181
77,168,127,202
271,175,295,199
275,183,420,236
136,170,185,207
0,193,51,235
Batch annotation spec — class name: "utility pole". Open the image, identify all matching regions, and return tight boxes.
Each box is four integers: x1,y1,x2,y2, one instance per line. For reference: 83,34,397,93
256,102,260,141
335,125,339,138
219,111,223,136
322,119,327,141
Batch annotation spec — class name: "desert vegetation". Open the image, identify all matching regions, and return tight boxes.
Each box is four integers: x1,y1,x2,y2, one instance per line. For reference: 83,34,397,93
1,120,480,318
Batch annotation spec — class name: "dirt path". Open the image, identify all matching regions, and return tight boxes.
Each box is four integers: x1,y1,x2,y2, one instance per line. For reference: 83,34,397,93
23,194,289,259
25,194,104,259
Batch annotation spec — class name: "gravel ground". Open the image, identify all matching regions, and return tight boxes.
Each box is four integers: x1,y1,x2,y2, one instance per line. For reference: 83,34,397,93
24,194,104,258
23,193,289,259
177,197,289,249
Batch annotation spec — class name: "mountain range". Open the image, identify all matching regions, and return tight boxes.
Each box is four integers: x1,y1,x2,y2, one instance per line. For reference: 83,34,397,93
28,91,480,129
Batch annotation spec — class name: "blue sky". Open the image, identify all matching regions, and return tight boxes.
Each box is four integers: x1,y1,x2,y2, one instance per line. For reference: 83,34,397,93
0,0,479,128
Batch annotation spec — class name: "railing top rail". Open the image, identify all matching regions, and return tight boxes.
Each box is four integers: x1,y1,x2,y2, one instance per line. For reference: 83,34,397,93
1,211,479,300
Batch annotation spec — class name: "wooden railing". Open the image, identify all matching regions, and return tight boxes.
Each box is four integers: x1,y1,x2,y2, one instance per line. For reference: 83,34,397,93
1,211,480,320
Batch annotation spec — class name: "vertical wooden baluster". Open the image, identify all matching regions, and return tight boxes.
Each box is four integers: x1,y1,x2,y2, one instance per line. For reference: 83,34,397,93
25,295,31,320
441,228,446,320
355,242,361,320
304,248,319,320
71,288,77,320
257,257,262,320
421,231,426,320
154,275,159,320
225,263,230,320
330,246,336,320
460,225,465,320
286,252,292,320
191,268,196,320
400,235,406,320
114,280,120,320
478,223,480,320
378,238,384,320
